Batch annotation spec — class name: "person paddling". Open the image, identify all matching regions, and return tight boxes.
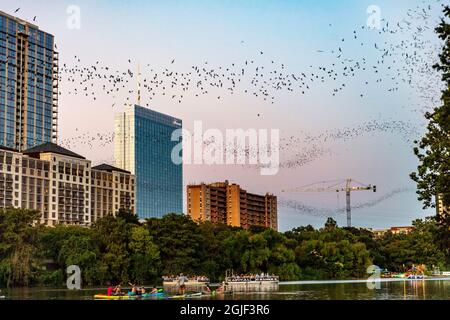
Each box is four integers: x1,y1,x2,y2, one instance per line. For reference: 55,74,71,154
216,282,225,294
203,284,212,294
178,273,188,295
113,285,123,296
150,287,159,294
129,283,138,295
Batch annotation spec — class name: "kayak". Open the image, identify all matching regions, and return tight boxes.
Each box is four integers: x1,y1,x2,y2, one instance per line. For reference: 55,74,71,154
407,275,425,280
95,292,167,300
128,292,167,298
94,294,133,300
170,292,203,299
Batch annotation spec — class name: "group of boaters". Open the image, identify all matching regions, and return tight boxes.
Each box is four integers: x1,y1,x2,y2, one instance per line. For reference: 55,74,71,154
105,273,226,297
106,283,160,297
176,273,225,295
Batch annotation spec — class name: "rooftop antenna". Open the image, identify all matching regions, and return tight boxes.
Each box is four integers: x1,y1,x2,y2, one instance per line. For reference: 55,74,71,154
137,62,142,106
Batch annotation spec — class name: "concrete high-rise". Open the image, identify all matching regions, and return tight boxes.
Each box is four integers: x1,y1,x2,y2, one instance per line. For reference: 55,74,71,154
0,11,58,151
114,105,183,219
187,181,278,231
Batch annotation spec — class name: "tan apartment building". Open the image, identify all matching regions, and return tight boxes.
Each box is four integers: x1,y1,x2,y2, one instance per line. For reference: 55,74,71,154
371,226,415,238
91,164,136,221
0,143,135,226
187,181,278,231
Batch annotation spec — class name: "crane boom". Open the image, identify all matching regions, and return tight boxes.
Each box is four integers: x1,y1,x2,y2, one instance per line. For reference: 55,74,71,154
283,178,377,227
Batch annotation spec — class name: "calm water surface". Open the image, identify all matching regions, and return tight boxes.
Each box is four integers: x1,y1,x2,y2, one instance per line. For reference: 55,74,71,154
2,279,449,300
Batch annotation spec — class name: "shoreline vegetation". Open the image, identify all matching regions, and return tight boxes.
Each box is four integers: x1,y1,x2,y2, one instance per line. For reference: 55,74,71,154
0,208,448,288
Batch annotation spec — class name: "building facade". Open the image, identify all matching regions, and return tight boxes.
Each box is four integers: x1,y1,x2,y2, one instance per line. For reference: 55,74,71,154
436,194,448,218
371,226,415,238
115,104,183,219
0,143,135,226
91,164,136,221
0,11,58,151
187,181,278,231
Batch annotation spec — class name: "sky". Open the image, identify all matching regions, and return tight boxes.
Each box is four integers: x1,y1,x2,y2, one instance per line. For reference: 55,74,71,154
1,0,445,231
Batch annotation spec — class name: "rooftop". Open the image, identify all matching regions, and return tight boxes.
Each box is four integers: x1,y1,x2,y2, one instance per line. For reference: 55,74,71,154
23,143,86,160
0,145,19,153
0,10,40,29
92,164,131,175
121,104,182,128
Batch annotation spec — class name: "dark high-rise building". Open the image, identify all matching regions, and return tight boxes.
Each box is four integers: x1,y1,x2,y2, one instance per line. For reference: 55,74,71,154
0,11,58,151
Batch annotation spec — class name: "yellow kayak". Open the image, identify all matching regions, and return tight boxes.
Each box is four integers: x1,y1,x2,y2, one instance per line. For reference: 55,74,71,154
94,294,132,300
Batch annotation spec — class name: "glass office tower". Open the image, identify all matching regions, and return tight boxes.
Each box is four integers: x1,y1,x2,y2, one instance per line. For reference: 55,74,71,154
0,11,58,151
115,105,183,219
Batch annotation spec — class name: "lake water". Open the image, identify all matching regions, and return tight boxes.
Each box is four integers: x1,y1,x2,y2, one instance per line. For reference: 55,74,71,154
2,279,449,300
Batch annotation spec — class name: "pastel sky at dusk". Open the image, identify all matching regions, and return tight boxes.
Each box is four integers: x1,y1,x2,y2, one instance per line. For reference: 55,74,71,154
1,0,445,231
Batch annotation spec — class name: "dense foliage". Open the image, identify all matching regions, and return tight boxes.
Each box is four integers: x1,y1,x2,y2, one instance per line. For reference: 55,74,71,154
0,208,447,288
410,6,450,259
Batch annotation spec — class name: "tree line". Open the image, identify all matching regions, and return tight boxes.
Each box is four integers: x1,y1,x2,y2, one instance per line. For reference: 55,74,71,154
0,208,448,288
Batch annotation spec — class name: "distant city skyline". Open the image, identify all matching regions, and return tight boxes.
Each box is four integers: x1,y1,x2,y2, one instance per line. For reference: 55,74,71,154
0,0,444,231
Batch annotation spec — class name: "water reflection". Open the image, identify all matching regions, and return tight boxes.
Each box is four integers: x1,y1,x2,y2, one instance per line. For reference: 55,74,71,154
2,280,449,300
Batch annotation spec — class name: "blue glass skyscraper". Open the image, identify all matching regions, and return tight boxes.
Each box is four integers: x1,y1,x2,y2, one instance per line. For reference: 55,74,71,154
0,11,58,151
115,105,183,219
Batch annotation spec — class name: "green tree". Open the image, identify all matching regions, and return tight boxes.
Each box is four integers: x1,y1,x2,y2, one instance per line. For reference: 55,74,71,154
324,218,338,231
58,234,105,286
92,215,132,284
240,233,271,273
410,6,450,259
146,214,203,276
197,222,236,281
294,220,372,279
263,230,300,280
378,217,447,271
37,225,98,286
117,208,140,225
128,226,160,283
0,208,41,287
